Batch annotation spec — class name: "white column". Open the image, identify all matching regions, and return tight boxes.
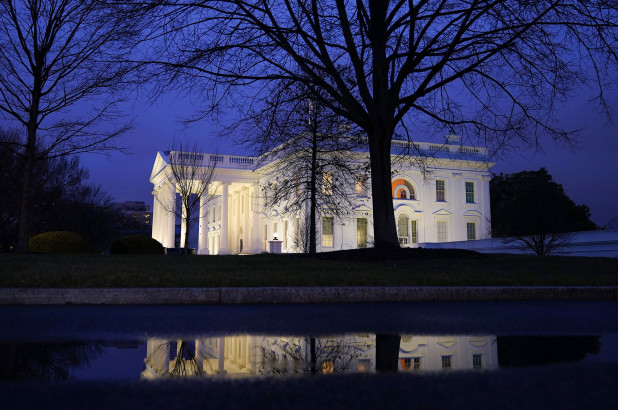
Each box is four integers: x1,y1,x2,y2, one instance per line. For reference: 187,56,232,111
219,182,230,254
250,183,262,253
452,172,463,241
242,187,249,253
164,183,176,249
198,193,209,254
152,190,160,243
180,196,187,248
481,174,491,238
217,336,226,374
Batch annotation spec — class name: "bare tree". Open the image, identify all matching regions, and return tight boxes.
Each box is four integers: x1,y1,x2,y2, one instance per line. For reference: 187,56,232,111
0,0,146,251
158,140,216,253
146,1,618,250
234,81,365,253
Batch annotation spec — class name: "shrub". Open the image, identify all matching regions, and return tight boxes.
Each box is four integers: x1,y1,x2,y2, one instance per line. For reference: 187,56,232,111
110,235,164,255
28,231,94,254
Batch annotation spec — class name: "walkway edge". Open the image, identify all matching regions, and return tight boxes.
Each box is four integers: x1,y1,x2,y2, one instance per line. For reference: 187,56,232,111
1,286,617,305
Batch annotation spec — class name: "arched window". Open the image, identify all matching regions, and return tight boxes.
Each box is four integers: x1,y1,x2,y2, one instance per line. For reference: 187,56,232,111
392,178,416,199
397,214,409,245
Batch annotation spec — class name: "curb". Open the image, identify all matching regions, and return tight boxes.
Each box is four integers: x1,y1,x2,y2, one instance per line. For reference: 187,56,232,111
1,286,617,305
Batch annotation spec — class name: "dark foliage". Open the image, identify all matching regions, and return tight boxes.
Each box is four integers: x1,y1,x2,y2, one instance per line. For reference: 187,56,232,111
498,336,600,368
0,342,102,381
490,168,597,255
491,168,597,237
110,235,164,255
28,231,94,254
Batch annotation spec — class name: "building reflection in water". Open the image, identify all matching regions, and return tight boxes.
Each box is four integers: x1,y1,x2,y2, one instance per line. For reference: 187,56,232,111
141,335,498,379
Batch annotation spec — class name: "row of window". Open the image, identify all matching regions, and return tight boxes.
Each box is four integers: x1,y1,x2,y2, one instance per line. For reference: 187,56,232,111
400,354,483,371
397,217,477,243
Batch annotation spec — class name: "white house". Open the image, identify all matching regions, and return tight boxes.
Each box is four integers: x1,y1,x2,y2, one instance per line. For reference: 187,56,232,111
150,135,493,254
141,334,498,378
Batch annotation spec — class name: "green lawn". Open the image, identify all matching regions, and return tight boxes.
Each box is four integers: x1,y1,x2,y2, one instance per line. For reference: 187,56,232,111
1,249,617,288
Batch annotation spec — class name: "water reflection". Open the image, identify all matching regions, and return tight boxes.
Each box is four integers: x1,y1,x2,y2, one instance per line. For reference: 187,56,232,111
142,334,500,378
0,335,602,381
0,342,102,381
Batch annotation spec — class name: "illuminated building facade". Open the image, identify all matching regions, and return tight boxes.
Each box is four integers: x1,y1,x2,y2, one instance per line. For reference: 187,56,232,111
150,135,493,254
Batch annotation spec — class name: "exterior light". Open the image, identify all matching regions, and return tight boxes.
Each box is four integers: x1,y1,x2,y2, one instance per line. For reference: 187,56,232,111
273,232,278,240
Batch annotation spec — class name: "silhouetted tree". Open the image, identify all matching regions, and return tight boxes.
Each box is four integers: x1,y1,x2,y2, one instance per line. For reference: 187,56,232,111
490,168,597,255
0,0,146,251
233,82,365,253
157,140,216,253
145,1,618,250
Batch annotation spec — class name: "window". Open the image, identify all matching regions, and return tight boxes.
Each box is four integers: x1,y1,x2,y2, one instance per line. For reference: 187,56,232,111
391,179,415,199
322,216,334,247
322,172,333,195
294,217,300,248
356,175,368,197
465,181,475,203
357,359,371,372
441,356,452,369
401,357,421,371
436,180,446,202
273,222,278,239
437,221,448,242
357,218,367,248
411,220,418,244
295,173,300,197
397,214,409,245
466,222,476,240
473,354,482,369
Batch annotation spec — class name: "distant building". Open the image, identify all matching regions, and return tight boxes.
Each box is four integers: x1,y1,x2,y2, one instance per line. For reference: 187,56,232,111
150,135,493,254
111,201,152,233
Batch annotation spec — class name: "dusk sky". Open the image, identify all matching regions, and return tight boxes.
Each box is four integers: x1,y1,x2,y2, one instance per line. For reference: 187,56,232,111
81,82,618,228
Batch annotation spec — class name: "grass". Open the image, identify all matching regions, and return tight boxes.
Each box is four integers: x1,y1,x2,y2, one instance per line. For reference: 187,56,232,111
1,248,617,288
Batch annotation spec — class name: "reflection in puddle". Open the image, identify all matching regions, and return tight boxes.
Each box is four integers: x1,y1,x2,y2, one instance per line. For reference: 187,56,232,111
142,335,499,378
1,334,604,381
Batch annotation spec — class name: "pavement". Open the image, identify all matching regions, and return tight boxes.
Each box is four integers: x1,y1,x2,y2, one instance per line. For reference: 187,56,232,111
1,286,617,305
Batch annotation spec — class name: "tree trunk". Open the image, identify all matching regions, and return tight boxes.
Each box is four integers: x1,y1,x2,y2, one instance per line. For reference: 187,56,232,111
375,334,401,372
183,215,190,254
309,130,318,254
368,131,398,250
16,124,37,252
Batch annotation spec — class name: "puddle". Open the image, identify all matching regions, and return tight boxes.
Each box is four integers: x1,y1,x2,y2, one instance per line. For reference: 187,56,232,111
1,333,613,382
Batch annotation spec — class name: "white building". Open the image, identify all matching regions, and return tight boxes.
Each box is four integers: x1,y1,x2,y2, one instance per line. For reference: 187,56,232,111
150,136,493,254
141,334,498,378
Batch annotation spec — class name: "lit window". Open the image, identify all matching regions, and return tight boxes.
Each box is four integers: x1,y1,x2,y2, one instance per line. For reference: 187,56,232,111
437,221,448,242
465,182,475,203
401,358,412,370
321,360,334,373
355,175,368,197
357,359,371,372
411,220,418,244
436,180,446,202
442,356,452,369
322,216,334,247
391,179,415,199
467,222,476,240
397,214,409,245
322,172,333,196
473,354,482,369
357,218,367,248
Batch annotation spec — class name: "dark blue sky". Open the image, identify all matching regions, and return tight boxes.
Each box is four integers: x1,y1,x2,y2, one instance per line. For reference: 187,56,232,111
81,86,618,227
